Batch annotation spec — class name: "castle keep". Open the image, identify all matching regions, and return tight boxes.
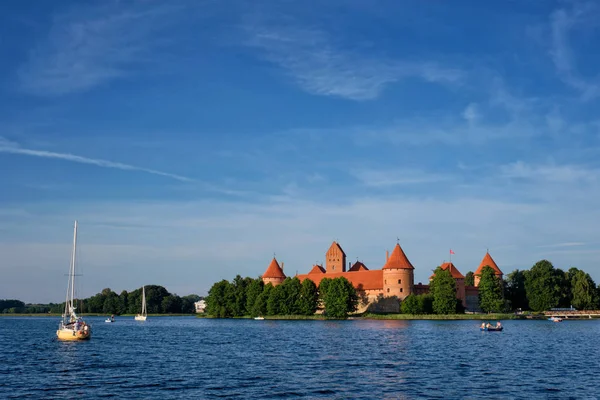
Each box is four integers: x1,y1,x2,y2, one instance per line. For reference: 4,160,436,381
260,241,503,311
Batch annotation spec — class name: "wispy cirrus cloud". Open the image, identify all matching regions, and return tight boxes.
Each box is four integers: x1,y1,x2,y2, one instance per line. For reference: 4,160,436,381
18,2,182,96
549,3,600,100
499,161,599,184
0,138,193,182
243,22,462,100
351,168,453,187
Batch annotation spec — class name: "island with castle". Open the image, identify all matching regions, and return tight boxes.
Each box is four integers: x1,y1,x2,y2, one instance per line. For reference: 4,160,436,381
260,241,503,312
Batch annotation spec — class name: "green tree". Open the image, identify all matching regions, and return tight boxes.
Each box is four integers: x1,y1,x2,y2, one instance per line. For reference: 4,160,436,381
245,278,264,314
205,280,232,317
401,294,420,314
145,285,170,314
478,266,505,313
321,277,358,319
117,290,128,315
418,294,434,314
465,271,475,286
297,279,318,315
505,269,528,311
267,284,285,315
524,260,562,311
230,275,248,317
161,295,183,313
571,270,596,310
181,295,200,314
251,283,273,317
281,277,302,315
102,289,120,314
555,268,572,308
429,267,459,314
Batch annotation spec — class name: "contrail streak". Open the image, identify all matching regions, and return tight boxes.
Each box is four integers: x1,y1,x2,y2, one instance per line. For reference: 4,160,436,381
0,145,193,182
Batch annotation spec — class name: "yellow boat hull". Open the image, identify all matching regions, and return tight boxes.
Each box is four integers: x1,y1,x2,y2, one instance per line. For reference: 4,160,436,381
56,328,91,341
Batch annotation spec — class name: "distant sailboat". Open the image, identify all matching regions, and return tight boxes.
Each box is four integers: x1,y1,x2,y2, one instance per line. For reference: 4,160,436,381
135,286,147,321
56,221,91,341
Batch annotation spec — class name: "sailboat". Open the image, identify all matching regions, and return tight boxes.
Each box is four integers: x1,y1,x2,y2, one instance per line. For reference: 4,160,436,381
56,221,91,341
135,286,147,321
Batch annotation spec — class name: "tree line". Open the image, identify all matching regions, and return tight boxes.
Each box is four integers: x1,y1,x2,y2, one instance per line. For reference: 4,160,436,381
205,275,358,319
400,259,600,315
1,285,201,315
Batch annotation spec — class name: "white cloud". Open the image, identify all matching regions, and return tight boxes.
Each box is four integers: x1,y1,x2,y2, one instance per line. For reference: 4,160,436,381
462,103,479,126
243,22,462,100
0,142,193,182
18,3,181,95
351,169,452,187
500,161,599,183
549,4,600,100
3,179,600,302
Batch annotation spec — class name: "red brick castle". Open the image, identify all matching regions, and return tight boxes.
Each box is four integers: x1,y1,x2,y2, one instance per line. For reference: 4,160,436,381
260,241,503,311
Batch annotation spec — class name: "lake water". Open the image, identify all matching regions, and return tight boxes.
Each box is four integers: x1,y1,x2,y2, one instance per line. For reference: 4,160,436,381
0,317,598,399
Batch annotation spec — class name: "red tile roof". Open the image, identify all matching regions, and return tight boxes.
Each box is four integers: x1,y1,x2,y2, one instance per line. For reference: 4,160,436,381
308,265,326,274
297,270,383,291
349,261,369,271
262,258,286,279
474,252,503,276
382,243,415,270
327,241,346,256
435,262,465,279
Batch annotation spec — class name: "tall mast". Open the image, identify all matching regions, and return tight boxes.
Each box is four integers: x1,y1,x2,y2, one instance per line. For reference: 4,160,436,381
70,220,78,311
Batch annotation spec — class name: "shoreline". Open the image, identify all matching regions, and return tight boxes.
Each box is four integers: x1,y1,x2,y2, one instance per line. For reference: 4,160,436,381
196,313,533,320
0,313,196,317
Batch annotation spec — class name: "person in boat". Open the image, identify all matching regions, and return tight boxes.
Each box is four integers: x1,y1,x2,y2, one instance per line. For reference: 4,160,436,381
481,322,486,329
486,323,491,329
496,322,502,328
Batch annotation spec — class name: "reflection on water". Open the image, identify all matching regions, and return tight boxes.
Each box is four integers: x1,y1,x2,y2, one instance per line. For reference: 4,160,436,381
0,316,599,398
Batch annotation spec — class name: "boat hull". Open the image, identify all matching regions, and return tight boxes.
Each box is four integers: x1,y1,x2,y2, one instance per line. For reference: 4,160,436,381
480,327,503,331
134,315,147,321
56,328,91,341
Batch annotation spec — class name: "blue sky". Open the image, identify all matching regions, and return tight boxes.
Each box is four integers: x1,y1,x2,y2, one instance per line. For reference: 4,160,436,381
1,1,600,303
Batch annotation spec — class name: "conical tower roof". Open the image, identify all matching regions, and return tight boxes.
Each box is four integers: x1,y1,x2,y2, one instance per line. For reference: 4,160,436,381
262,258,286,279
474,252,503,276
383,243,414,270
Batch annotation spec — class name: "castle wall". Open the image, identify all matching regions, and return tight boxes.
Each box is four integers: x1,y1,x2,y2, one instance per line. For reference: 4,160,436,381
382,268,413,300
465,286,481,312
326,243,346,273
263,277,284,286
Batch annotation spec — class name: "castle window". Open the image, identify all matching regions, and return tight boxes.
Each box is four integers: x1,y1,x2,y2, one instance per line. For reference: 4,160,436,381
400,288,403,293
387,288,390,293
384,280,387,284
398,279,401,284
332,266,335,271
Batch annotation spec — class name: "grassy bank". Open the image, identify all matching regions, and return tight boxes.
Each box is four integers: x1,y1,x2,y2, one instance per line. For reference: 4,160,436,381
196,313,521,320
196,314,329,320
0,313,195,317
359,313,520,320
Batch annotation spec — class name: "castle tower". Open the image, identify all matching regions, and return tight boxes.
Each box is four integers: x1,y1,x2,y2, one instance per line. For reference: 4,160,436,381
438,262,466,307
382,243,414,300
474,251,503,286
325,241,346,273
262,257,286,286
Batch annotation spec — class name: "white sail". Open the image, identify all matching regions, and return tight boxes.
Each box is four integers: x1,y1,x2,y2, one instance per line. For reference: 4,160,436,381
56,220,91,340
135,286,147,321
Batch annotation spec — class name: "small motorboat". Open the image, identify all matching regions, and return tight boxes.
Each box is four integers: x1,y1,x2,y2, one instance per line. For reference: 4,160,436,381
549,316,562,322
254,316,265,320
105,315,115,323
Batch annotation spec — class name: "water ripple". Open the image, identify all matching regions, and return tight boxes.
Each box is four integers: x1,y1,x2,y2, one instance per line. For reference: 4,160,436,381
1,317,599,398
